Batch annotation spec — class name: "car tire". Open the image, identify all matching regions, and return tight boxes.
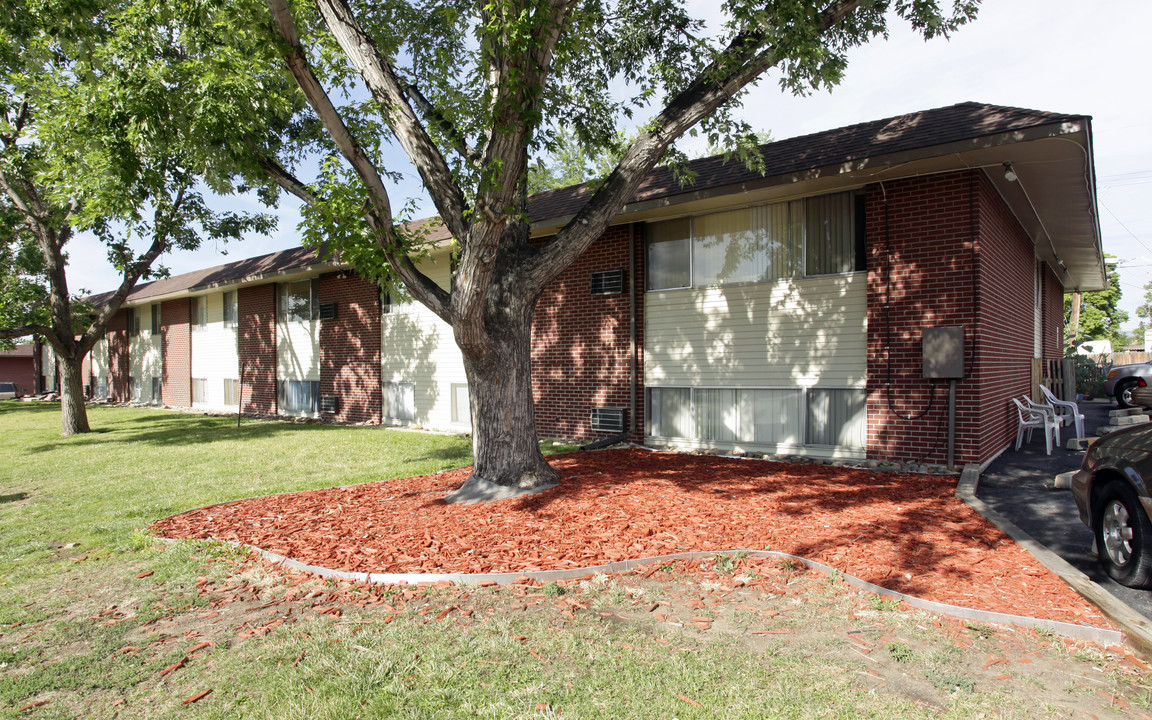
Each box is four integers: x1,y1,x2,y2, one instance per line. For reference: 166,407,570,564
1116,379,1141,409
1094,480,1152,588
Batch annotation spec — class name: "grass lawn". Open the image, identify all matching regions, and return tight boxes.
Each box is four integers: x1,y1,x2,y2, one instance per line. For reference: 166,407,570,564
1,401,1150,719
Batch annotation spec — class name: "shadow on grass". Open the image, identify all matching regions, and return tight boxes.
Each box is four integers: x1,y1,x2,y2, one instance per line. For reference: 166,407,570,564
23,410,366,454
0,492,28,503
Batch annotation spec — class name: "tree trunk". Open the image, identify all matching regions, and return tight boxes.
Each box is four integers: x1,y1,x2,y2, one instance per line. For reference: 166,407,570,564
58,352,91,436
444,293,559,504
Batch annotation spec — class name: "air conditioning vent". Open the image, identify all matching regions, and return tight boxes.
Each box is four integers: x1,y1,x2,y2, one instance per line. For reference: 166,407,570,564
590,269,626,296
591,407,626,434
318,302,338,320
319,395,339,414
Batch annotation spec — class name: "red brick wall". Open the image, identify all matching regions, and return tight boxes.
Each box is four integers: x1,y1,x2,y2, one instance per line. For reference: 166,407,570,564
319,273,382,423
161,299,192,407
0,354,35,395
108,310,130,401
1043,264,1065,358
238,284,277,414
865,171,982,464
972,173,1045,461
531,223,644,442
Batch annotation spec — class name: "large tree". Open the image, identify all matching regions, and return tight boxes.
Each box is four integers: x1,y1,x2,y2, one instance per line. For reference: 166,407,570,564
223,0,980,499
0,2,283,435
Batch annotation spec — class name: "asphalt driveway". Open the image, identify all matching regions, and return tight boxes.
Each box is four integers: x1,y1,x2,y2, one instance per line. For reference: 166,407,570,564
975,399,1152,622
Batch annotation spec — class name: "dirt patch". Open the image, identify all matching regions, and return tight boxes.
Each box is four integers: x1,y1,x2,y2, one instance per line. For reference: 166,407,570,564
152,447,1110,629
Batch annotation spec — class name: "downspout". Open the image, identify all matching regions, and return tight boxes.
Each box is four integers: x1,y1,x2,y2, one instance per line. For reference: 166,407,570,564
580,223,638,451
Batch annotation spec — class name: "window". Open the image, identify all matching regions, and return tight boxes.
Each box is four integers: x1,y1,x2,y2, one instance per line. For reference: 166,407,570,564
151,377,162,405
381,289,414,315
647,386,861,449
192,378,208,404
383,381,415,422
223,378,239,406
129,376,141,402
97,378,109,400
805,388,866,447
194,296,207,328
646,191,863,290
451,383,470,424
223,291,237,328
279,280,318,322
647,387,693,439
280,379,319,414
150,304,161,335
127,308,140,337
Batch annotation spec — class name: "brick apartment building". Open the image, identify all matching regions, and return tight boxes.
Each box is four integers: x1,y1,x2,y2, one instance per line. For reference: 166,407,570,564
77,103,1105,467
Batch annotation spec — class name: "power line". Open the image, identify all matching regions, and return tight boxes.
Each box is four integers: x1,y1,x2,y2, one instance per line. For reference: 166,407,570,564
1101,200,1152,256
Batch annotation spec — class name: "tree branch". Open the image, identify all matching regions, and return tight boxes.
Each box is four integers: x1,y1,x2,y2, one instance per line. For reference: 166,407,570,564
311,0,470,243
0,324,52,341
525,0,864,291
400,78,481,168
266,0,397,228
253,149,317,205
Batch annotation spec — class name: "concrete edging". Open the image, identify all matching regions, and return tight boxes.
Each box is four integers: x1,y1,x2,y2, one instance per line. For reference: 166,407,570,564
957,463,1152,656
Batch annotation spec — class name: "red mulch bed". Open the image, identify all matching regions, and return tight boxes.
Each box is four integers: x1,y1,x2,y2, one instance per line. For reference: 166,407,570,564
151,448,1111,629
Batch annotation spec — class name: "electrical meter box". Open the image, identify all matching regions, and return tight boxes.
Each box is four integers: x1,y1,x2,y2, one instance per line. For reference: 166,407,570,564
922,326,965,379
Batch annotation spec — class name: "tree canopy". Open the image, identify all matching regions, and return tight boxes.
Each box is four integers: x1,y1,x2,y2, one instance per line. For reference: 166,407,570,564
0,0,284,433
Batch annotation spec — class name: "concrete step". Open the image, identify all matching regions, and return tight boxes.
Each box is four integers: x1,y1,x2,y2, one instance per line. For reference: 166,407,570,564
1066,437,1095,451
1109,407,1147,418
1110,414,1150,427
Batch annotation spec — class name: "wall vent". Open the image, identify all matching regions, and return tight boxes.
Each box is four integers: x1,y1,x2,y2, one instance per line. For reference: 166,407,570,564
318,302,338,320
591,407,626,434
319,395,339,414
590,269,626,296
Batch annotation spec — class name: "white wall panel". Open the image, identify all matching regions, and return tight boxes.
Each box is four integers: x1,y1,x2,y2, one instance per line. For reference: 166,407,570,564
381,255,470,431
644,273,867,388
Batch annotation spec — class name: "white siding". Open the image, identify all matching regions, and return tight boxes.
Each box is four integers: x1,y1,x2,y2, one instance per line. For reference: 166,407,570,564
381,256,470,430
128,305,163,402
191,292,240,409
90,335,110,394
644,273,867,388
41,343,57,392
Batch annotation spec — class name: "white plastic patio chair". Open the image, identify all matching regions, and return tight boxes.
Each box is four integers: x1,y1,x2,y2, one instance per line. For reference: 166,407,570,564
1024,395,1063,449
1012,397,1059,455
1039,384,1085,439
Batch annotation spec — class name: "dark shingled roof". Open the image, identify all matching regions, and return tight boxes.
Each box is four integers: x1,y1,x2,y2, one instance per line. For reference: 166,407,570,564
526,101,1083,222
103,102,1082,305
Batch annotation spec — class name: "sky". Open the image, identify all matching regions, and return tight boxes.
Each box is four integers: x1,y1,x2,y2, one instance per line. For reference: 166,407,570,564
67,0,1152,329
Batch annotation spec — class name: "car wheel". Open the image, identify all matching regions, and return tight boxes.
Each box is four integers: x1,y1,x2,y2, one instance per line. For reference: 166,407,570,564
1094,481,1152,588
1116,379,1141,409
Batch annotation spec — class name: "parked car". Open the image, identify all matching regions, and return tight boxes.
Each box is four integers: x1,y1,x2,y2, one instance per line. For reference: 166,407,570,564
1071,422,1152,588
1103,361,1152,408
0,382,18,400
